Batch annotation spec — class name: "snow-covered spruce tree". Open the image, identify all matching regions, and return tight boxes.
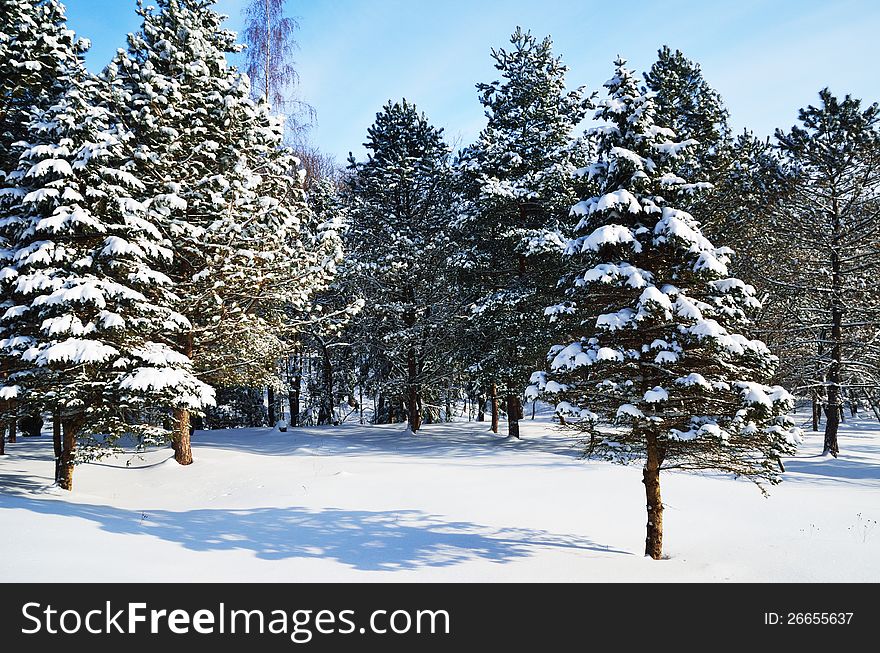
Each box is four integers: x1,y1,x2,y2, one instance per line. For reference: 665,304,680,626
0,8,213,490
345,100,460,433
1,0,74,176
530,59,800,559
1,0,88,447
104,0,341,460
0,2,71,451
456,27,591,437
774,90,880,456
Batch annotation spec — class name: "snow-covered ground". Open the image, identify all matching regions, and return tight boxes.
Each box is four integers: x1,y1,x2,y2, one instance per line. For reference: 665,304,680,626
1,410,878,582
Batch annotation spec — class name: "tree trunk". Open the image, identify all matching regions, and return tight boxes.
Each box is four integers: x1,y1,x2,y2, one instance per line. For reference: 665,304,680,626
172,407,193,465
812,395,821,432
643,429,664,559
289,385,300,428
490,383,499,434
823,402,840,457
317,343,334,425
53,414,62,482
0,362,8,452
172,332,195,465
7,418,15,443
506,394,521,439
377,394,386,424
267,386,276,426
406,349,421,433
58,418,81,491
264,0,271,104
476,392,485,422
823,220,843,457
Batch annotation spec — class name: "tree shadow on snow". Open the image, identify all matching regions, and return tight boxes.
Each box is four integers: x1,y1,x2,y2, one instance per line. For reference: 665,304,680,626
0,496,630,571
191,423,585,466
784,455,880,485
0,469,51,494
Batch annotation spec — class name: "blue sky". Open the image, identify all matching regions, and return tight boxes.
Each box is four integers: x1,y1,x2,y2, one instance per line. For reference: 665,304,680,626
62,0,880,164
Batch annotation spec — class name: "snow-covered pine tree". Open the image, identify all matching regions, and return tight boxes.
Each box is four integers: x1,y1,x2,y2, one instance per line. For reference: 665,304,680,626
774,90,880,456
456,27,591,438
696,131,814,417
0,1,213,489
276,177,359,428
644,46,731,205
704,131,791,266
104,0,341,461
530,59,800,559
345,100,460,433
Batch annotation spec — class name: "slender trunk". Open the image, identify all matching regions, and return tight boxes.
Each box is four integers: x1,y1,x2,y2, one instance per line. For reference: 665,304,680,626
7,417,15,443
850,401,857,418
506,394,521,439
58,418,80,491
267,386,276,425
476,392,485,422
289,385,300,427
264,0,271,104
377,394,386,424
490,383,499,434
445,386,452,422
0,363,9,450
290,348,302,427
358,384,364,425
317,344,334,425
812,394,820,432
643,429,664,559
53,413,61,482
823,208,842,457
0,362,8,451
406,348,421,433
172,332,195,465
517,204,528,276
531,399,536,420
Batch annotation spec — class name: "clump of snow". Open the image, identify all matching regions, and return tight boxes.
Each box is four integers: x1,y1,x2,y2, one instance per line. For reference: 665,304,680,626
676,373,712,390
643,387,669,403
616,404,644,419
580,224,637,252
